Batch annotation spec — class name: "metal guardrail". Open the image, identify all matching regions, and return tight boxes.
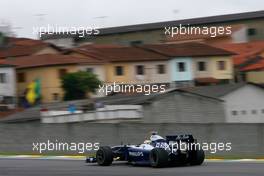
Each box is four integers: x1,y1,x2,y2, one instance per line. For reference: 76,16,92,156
41,105,143,123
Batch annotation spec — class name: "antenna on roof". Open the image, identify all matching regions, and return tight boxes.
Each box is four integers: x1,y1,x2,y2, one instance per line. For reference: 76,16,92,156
93,16,108,27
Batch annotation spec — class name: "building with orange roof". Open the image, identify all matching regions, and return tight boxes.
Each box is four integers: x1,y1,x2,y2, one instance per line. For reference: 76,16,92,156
139,43,234,86
215,40,264,66
241,57,264,72
68,43,234,87
67,44,170,85
3,54,105,103
215,41,264,83
240,57,264,84
0,38,61,59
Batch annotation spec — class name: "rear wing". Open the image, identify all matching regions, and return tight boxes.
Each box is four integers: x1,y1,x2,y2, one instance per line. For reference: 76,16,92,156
166,134,196,143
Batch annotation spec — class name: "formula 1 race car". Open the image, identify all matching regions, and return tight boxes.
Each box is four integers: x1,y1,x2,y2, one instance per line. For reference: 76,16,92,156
86,132,205,167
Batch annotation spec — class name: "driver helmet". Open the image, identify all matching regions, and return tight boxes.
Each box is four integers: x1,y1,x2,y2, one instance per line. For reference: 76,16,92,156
150,131,165,142
143,140,151,144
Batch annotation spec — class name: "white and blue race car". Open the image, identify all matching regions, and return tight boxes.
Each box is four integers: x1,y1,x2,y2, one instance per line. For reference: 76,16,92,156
86,132,205,168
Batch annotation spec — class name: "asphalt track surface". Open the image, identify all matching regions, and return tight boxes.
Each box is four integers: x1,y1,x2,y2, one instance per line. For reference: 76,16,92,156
0,159,263,176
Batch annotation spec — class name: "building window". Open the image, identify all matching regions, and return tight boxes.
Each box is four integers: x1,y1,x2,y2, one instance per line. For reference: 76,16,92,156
197,61,207,71
17,72,25,83
247,28,257,36
58,69,67,78
86,68,94,73
241,110,247,115
251,110,257,114
115,66,124,76
177,62,186,72
130,40,143,46
217,61,226,70
136,65,144,75
157,64,166,74
231,110,238,116
0,73,7,83
52,93,59,101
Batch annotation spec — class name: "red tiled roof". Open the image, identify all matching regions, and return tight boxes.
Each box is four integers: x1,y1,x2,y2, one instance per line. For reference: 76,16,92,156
8,37,46,46
241,57,264,71
71,43,233,62
0,45,46,58
67,44,125,61
215,41,264,54
3,54,102,69
0,38,60,58
215,41,264,66
71,45,168,62
139,42,234,57
96,47,168,62
78,44,124,49
232,53,260,66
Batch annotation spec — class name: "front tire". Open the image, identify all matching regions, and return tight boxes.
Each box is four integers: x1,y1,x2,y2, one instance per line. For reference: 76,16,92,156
150,148,169,168
96,146,113,166
189,149,205,165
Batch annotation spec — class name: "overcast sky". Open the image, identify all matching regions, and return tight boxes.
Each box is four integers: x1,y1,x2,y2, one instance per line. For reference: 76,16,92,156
0,0,263,39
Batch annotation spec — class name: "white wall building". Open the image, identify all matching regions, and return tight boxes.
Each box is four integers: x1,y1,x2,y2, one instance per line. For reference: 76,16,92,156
222,84,264,123
184,83,264,123
0,64,16,109
129,61,171,84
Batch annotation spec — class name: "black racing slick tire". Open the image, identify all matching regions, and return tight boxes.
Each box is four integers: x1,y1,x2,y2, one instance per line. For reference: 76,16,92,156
96,146,113,166
150,148,169,168
189,149,205,165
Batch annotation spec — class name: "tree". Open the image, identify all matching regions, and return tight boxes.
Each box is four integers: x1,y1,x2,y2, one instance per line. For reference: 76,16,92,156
0,32,9,48
61,71,102,101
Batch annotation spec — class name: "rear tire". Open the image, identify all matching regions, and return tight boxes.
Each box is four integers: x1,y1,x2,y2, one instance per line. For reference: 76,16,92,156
189,149,205,165
96,146,113,166
150,148,169,168
171,153,188,166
